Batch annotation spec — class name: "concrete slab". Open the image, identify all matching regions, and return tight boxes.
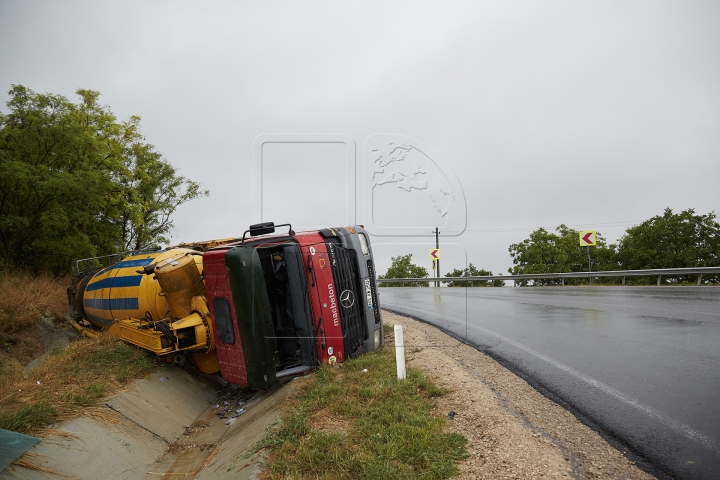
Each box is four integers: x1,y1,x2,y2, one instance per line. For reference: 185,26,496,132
106,367,216,442
1,367,217,480
143,383,292,480
0,415,166,480
194,382,296,480
142,405,227,479
2,367,293,480
200,409,278,480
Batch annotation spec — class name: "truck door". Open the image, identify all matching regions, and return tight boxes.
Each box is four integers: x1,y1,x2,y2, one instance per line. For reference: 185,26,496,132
221,246,277,390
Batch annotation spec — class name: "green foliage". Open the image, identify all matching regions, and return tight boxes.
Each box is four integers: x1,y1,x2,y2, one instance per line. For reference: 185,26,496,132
444,263,505,287
116,116,208,251
84,341,156,382
0,85,208,273
617,208,720,284
378,254,430,287
62,382,107,407
0,401,57,432
506,209,719,285
257,345,468,479
508,225,618,286
0,86,123,273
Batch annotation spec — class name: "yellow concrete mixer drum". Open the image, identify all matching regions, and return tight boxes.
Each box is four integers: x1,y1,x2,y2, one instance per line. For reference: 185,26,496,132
74,249,203,329
153,252,206,320
68,242,246,375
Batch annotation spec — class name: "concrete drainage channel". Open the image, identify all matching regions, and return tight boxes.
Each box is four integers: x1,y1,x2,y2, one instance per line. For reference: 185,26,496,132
1,368,293,480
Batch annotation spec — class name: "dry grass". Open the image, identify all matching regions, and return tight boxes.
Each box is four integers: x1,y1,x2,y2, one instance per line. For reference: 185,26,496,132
10,453,70,477
0,334,155,435
307,408,352,434
0,270,69,335
81,406,130,427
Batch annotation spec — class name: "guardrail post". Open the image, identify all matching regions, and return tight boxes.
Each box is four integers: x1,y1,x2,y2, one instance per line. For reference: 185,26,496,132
622,276,625,286
657,275,661,286
394,325,406,380
697,274,702,286
561,278,564,286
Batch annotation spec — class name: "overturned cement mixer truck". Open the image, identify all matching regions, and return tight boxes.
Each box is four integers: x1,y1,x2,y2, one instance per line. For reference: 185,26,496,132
67,223,383,390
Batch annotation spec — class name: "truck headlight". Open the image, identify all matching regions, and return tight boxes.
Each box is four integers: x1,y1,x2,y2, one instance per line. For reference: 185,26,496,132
358,233,370,255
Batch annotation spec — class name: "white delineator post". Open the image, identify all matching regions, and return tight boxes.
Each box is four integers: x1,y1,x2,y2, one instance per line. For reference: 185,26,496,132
394,325,406,380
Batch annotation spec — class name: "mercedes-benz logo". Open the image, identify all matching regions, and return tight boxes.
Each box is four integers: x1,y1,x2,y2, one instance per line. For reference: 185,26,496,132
340,290,355,309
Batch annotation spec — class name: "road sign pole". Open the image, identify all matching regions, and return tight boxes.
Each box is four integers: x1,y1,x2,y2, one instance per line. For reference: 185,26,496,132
435,227,440,288
580,231,597,286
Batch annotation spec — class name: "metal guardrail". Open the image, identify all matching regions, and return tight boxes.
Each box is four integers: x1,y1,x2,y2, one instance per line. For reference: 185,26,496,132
376,266,720,286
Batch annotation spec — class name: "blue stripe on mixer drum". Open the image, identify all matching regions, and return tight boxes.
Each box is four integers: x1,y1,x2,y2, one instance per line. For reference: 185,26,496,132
86,275,143,292
111,258,155,269
84,298,139,311
95,257,155,276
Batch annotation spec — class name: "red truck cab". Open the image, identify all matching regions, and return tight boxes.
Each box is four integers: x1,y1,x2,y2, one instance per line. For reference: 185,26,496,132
203,223,382,389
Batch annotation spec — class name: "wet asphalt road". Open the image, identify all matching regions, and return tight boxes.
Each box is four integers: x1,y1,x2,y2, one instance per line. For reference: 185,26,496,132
379,286,720,479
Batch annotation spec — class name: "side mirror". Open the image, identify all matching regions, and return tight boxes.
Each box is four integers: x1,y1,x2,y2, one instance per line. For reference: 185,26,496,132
241,222,294,243
250,222,276,237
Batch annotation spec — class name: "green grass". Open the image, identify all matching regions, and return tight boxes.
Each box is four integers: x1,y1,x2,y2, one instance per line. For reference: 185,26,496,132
257,345,468,479
0,401,58,432
0,337,156,433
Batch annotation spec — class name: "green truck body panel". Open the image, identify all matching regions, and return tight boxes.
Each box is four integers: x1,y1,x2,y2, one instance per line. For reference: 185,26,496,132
225,247,277,390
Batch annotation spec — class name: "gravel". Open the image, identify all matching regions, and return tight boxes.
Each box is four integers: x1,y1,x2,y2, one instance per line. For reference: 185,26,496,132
383,311,655,479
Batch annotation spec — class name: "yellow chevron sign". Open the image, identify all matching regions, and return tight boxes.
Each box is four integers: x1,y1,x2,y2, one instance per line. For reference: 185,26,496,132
579,231,597,246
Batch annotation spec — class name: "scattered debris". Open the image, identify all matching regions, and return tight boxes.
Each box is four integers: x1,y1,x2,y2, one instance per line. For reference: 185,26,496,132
448,411,456,420
182,423,210,436
217,406,246,420
212,387,254,422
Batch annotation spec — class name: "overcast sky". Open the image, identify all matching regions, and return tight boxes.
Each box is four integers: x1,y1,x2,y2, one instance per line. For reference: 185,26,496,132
1,1,719,277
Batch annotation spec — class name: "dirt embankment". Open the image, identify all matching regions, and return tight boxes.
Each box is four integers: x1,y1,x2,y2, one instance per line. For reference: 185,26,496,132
384,311,654,479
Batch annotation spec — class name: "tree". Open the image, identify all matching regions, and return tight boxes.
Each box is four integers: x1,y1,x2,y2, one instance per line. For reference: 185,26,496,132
508,225,617,286
0,86,123,273
617,208,720,284
0,85,208,273
116,116,208,251
444,263,505,287
378,254,429,287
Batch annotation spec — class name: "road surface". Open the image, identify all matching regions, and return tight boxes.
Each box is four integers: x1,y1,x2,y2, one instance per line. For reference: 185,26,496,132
379,286,720,479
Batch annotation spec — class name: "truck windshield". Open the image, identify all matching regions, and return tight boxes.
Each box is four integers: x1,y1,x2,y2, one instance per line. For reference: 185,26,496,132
256,242,317,371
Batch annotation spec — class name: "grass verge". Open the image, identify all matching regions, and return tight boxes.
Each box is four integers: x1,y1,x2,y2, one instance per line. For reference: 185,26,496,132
257,343,468,479
0,335,155,434
0,270,68,335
